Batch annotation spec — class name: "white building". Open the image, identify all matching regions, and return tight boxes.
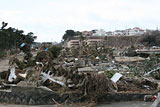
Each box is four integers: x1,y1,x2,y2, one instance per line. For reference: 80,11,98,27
106,31,113,36
92,29,107,36
113,30,124,36
125,27,145,36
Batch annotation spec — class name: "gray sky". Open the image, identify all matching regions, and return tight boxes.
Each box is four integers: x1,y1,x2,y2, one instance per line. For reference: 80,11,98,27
0,0,160,42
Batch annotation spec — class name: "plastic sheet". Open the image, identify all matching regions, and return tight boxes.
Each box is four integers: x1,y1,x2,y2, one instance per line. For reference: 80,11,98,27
111,73,122,83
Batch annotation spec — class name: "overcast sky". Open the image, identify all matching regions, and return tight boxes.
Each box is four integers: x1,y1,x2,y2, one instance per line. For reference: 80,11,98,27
0,0,160,42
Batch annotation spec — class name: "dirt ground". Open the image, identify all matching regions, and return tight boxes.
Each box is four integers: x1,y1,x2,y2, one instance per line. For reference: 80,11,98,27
0,104,54,107
0,101,153,107
0,58,9,72
97,101,152,107
0,51,36,72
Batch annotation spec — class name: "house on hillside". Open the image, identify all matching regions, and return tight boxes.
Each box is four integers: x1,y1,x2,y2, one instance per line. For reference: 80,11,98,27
66,36,105,48
113,30,124,36
125,27,145,36
86,37,105,46
92,29,107,36
67,40,80,48
106,31,113,36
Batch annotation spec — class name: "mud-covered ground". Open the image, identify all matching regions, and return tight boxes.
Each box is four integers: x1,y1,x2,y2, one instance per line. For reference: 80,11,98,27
0,104,55,107
0,51,37,73
0,101,153,107
0,58,9,73
97,101,152,107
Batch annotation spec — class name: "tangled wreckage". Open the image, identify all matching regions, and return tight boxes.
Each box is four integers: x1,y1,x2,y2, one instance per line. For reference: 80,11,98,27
0,44,160,106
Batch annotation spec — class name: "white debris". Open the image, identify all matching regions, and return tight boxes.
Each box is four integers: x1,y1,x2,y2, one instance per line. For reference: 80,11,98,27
18,73,27,78
47,71,51,75
36,62,44,67
75,58,78,61
3,83,17,86
111,73,123,83
96,56,99,59
68,84,75,87
98,71,105,74
38,86,53,92
8,68,17,82
40,72,64,86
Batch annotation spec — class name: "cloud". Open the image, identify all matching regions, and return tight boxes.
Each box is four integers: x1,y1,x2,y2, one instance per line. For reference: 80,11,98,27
0,10,23,22
0,0,160,42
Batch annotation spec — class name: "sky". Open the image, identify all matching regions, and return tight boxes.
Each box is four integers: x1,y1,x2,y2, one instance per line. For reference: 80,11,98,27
0,0,160,42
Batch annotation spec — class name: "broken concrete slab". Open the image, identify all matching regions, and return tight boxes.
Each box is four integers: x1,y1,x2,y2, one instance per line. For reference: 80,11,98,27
78,67,95,72
115,57,146,62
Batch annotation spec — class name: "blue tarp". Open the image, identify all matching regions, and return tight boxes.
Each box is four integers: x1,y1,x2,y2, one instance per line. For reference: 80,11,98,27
20,43,25,47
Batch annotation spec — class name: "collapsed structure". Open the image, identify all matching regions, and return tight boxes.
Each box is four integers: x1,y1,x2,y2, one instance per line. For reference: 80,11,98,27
0,42,159,105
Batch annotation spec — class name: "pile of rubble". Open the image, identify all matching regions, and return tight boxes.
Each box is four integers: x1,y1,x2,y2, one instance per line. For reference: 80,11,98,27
0,44,159,104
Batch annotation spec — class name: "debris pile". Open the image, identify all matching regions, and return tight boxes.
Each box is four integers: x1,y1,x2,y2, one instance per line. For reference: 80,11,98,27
117,77,158,92
0,43,159,104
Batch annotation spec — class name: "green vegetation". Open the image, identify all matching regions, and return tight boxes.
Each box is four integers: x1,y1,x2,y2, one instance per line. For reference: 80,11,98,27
143,54,160,72
0,21,37,58
128,65,143,77
0,50,7,58
62,30,82,41
105,70,116,78
49,45,63,58
128,54,160,77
